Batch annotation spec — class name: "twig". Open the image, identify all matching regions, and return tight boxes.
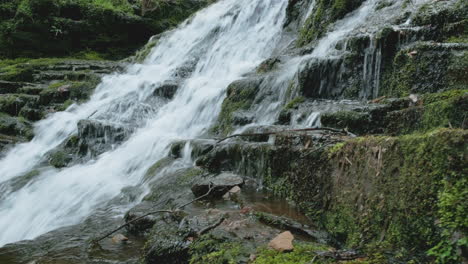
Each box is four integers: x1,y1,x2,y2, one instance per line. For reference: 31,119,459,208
217,127,355,143
91,184,214,245
197,217,225,236
308,255,318,264
177,182,214,209
90,209,172,245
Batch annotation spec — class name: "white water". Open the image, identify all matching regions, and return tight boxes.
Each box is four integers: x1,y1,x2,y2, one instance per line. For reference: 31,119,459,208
0,0,287,246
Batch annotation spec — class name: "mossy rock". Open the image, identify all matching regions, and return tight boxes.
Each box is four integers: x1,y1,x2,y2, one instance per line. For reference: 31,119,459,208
48,150,72,168
380,42,468,97
0,94,38,116
384,90,468,135
0,113,33,138
188,232,252,264
212,77,263,136
321,110,371,135
298,0,365,46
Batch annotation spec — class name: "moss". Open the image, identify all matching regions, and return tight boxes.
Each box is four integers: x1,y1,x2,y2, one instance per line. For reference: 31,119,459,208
0,112,33,137
327,142,346,157
134,38,158,63
48,150,71,168
213,79,259,136
56,99,74,111
188,233,251,264
252,243,330,264
298,0,365,46
39,78,100,105
321,111,371,135
0,94,37,116
284,96,305,110
144,157,174,180
0,0,210,59
385,90,468,135
176,167,204,185
316,129,467,261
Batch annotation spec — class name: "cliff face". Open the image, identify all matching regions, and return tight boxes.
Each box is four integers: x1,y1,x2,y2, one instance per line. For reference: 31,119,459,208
0,0,466,263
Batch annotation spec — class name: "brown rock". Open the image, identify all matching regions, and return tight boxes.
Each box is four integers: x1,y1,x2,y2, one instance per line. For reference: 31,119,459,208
222,185,241,200
268,231,294,252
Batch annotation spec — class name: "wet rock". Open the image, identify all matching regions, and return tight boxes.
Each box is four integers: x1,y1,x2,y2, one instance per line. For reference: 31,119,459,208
112,234,129,244
48,150,73,168
0,80,24,94
77,119,131,156
222,185,241,201
124,202,160,235
0,94,39,116
153,81,178,99
144,214,227,264
0,114,33,138
268,231,294,252
213,77,263,135
255,212,333,245
191,172,244,198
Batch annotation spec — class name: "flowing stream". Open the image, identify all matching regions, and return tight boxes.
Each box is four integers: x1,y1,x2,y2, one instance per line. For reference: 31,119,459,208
0,0,287,246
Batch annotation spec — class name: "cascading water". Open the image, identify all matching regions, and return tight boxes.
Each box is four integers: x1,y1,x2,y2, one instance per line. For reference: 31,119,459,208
0,0,288,246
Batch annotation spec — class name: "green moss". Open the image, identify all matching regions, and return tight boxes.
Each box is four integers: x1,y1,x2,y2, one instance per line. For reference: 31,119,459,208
144,157,174,180
253,243,329,264
0,94,37,116
298,0,365,46
317,129,468,261
188,233,250,264
284,96,305,110
57,99,74,111
321,111,370,135
385,90,467,135
48,150,71,168
213,80,258,136
134,38,158,63
176,167,204,185
327,142,346,157
0,0,210,59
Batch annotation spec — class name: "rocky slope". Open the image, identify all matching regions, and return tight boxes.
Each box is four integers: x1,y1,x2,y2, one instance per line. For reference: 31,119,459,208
0,0,466,263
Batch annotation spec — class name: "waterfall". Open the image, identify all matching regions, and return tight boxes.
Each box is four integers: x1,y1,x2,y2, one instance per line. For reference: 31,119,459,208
0,0,287,246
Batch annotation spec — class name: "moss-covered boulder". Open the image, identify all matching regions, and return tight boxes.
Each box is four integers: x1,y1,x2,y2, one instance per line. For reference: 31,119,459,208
212,77,263,136
298,0,365,46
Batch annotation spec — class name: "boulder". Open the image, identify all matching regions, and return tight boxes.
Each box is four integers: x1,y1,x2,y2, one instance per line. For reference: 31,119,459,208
191,172,244,198
268,231,294,252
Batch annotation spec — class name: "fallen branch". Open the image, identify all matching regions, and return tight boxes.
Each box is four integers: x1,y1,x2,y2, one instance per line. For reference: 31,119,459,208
91,183,214,245
197,217,225,236
217,127,355,143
